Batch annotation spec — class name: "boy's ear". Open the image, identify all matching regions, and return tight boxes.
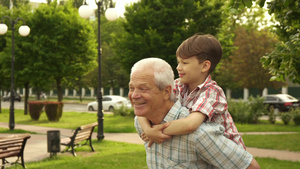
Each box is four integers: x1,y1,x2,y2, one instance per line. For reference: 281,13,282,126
201,60,211,73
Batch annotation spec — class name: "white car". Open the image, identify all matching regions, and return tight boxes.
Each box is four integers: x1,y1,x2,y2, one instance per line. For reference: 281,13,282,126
263,94,300,112
87,95,131,112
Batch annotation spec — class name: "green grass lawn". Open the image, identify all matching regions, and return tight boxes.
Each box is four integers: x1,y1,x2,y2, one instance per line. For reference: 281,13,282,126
0,109,136,133
1,108,300,168
8,140,300,169
243,134,300,151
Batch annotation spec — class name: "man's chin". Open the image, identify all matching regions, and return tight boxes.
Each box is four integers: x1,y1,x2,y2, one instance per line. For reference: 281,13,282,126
134,108,146,116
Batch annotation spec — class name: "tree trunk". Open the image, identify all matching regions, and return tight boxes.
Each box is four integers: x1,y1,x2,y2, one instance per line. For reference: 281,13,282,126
24,83,29,115
56,78,63,102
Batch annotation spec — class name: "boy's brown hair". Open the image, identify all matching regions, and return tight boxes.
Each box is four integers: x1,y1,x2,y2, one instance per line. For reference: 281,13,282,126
176,34,222,74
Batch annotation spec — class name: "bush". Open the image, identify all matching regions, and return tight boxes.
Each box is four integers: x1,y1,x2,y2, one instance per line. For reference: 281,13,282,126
247,96,266,124
290,108,300,125
281,113,292,125
113,105,135,117
44,102,64,121
228,96,266,124
268,106,276,124
28,101,44,121
228,100,249,124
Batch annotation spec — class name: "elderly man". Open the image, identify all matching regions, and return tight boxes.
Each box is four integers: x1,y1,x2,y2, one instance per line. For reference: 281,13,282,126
128,58,260,169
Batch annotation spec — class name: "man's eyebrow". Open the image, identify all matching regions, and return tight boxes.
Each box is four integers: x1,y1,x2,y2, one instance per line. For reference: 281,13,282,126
129,82,148,85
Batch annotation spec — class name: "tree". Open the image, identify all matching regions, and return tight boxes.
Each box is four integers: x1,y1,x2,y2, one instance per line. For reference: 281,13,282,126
229,0,300,84
230,26,282,95
20,1,97,102
112,0,225,74
0,5,33,114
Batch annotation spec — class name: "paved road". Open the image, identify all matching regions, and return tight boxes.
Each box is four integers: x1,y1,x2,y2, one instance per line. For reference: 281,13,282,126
1,101,90,113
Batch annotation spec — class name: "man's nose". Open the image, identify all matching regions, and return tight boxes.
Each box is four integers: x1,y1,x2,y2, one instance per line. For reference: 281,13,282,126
130,90,141,98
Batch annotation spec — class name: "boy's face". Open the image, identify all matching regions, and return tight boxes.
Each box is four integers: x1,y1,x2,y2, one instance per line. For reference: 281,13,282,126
176,56,209,87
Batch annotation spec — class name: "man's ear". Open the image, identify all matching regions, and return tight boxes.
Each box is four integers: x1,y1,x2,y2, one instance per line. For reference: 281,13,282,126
201,60,211,73
164,85,172,100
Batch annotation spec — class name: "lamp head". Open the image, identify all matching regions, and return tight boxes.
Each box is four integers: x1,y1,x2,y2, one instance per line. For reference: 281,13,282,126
105,8,118,21
19,25,30,36
0,23,8,35
79,5,93,19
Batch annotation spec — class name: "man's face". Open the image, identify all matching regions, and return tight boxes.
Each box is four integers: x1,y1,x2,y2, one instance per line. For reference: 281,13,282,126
128,69,165,118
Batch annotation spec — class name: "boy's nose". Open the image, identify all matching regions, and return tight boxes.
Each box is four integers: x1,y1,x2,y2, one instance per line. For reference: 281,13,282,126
176,64,181,71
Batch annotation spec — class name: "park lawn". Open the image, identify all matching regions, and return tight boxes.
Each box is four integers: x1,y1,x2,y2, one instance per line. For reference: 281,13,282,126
256,157,300,169
7,140,300,169
1,108,300,152
12,140,148,169
0,109,136,133
243,134,300,152
0,127,36,134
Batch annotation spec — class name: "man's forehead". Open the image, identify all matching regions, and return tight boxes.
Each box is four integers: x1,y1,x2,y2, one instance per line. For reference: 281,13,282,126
129,71,154,85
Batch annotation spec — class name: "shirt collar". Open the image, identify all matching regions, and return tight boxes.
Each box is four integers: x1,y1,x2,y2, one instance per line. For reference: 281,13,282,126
162,100,183,123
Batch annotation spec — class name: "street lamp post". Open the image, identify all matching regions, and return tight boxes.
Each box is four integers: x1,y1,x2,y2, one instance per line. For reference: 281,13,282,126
79,0,118,141
0,16,30,130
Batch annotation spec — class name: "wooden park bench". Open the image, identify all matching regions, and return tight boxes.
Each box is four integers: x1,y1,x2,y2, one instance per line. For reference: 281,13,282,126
60,122,97,156
0,134,31,169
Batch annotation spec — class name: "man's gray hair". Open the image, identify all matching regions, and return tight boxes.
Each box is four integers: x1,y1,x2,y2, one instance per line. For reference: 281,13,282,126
131,58,175,101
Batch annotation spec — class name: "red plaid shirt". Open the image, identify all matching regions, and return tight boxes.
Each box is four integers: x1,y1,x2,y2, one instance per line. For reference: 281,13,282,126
174,75,246,149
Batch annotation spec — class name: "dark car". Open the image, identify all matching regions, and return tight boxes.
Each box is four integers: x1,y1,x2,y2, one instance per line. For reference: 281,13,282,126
263,94,300,112
3,92,22,102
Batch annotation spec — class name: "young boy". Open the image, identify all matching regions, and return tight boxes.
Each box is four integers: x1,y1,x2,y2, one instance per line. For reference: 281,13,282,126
138,34,245,149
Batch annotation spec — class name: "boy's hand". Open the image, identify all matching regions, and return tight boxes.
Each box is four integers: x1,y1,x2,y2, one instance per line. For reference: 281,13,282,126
142,123,171,147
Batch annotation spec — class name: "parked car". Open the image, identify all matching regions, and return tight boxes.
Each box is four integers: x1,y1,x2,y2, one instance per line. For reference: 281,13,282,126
3,92,22,102
262,94,300,112
87,95,132,112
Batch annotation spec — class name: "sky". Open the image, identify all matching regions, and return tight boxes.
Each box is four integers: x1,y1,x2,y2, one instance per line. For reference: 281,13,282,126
30,0,140,17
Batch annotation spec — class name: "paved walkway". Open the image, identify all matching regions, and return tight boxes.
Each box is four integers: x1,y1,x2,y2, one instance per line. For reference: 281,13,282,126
0,122,300,164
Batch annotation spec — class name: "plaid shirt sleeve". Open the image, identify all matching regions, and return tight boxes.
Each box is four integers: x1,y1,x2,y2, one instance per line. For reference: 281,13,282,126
192,87,228,121
193,123,252,168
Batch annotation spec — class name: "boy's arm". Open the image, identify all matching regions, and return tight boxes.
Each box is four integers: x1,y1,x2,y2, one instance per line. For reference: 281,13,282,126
163,111,206,135
137,116,171,144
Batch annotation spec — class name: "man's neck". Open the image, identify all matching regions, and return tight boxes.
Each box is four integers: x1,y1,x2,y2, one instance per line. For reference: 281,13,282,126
148,100,174,124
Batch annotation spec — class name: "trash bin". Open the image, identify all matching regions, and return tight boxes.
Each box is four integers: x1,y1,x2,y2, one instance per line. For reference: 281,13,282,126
47,130,60,156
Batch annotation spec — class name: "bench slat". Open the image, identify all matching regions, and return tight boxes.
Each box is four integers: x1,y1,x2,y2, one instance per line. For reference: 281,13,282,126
0,133,31,168
60,122,97,156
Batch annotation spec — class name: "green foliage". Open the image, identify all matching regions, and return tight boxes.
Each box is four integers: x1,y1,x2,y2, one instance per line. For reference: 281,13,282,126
113,0,225,74
229,0,300,85
113,105,135,118
28,101,44,121
228,100,249,124
0,2,97,101
268,106,276,124
280,113,292,125
44,102,64,122
290,108,300,126
228,96,266,124
261,33,300,84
